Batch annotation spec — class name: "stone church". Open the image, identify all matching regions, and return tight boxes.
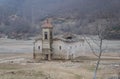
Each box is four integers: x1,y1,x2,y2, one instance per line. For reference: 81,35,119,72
33,19,85,60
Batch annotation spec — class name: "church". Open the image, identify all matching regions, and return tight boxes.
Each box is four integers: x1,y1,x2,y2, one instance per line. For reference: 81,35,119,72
33,18,85,60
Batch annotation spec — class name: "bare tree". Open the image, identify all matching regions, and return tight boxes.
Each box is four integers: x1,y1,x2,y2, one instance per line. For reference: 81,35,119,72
93,23,104,79
83,19,109,79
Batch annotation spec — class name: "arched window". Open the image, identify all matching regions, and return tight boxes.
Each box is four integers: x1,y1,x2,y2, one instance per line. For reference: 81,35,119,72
59,46,62,50
38,46,40,50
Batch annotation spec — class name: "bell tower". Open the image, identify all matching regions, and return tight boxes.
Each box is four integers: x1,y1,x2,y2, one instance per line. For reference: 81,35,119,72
42,18,53,60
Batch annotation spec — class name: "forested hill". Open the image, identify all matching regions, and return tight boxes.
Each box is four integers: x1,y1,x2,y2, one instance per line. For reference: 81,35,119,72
0,0,120,39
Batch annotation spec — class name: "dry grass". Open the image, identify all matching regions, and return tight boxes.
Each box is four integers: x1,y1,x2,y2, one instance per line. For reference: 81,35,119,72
0,53,119,79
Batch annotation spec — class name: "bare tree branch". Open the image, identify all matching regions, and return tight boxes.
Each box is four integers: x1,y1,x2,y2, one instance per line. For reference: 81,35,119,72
93,38,103,79
83,35,99,57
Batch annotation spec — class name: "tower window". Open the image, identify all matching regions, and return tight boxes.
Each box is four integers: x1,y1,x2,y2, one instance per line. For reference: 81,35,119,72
44,32,48,39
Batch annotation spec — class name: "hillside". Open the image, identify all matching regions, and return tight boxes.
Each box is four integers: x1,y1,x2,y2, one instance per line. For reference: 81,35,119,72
0,0,120,39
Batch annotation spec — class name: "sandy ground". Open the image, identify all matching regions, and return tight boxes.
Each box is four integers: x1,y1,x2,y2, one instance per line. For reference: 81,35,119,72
0,38,33,53
0,38,119,79
0,53,119,79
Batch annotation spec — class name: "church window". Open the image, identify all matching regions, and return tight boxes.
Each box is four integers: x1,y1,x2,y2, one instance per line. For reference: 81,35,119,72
59,46,62,50
44,32,48,39
38,46,40,50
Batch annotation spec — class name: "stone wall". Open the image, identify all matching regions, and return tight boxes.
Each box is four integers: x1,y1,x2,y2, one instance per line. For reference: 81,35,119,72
52,40,85,59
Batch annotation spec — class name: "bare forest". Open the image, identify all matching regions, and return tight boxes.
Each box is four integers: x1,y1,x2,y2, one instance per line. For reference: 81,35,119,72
0,0,120,79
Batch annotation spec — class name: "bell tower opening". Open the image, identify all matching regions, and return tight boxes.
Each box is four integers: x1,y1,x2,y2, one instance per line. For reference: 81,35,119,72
44,32,48,40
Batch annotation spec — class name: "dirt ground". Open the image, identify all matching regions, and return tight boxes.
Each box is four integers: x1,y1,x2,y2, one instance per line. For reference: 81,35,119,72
0,53,119,79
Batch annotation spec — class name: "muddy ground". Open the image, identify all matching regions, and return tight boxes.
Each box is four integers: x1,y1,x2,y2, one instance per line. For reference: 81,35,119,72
0,53,119,79
0,38,119,79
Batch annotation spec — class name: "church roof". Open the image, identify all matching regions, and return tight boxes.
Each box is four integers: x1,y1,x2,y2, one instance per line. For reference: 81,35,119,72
35,33,84,43
53,33,84,43
42,18,53,28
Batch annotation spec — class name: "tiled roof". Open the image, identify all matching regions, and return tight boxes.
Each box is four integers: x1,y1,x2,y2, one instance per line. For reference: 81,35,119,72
53,33,84,43
42,18,53,28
